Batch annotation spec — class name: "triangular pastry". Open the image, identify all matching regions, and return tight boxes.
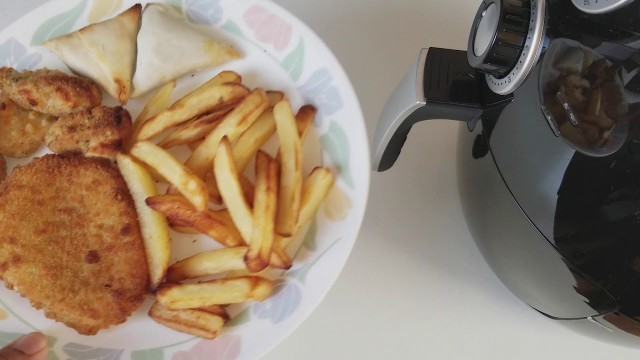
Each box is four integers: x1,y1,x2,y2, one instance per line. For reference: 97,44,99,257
131,3,241,98
44,4,141,104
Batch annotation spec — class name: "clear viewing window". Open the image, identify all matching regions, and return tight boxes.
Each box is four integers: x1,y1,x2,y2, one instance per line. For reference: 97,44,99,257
540,39,639,157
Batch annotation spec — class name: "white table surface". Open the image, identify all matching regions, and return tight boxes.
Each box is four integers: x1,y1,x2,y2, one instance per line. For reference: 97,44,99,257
3,0,640,359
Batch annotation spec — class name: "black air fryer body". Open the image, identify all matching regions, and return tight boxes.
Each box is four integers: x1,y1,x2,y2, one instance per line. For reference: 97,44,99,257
461,0,640,345
373,0,640,346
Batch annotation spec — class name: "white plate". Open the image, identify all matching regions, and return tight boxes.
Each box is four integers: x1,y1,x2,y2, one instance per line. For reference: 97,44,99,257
0,1,369,358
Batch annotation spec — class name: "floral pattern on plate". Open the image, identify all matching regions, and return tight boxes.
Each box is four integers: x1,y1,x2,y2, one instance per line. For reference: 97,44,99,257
0,38,41,69
0,0,368,358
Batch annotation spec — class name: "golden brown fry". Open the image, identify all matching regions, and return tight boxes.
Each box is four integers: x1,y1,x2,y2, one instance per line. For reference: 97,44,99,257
166,247,249,282
240,176,255,206
138,82,248,140
145,194,244,247
273,99,302,236
125,79,176,149
187,139,204,151
232,104,314,175
204,172,223,204
201,107,273,204
214,137,254,242
156,276,274,309
131,141,209,211
182,70,242,99
211,208,243,236
295,104,316,142
205,163,254,206
186,88,269,178
158,107,230,148
245,151,278,273
198,305,230,323
297,167,335,232
141,71,240,136
266,90,284,106
116,154,171,289
275,104,316,164
233,109,276,173
276,167,335,250
149,301,225,339
269,246,293,270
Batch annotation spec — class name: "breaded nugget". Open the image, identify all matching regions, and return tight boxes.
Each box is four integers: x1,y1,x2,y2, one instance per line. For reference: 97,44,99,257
0,92,55,157
0,154,5,181
0,67,102,116
46,106,132,159
0,153,149,335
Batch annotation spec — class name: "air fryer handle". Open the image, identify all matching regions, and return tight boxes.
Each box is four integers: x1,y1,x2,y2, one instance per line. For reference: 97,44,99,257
372,48,488,172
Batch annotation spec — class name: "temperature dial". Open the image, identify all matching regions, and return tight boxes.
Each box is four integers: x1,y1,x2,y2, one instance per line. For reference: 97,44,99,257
467,0,547,95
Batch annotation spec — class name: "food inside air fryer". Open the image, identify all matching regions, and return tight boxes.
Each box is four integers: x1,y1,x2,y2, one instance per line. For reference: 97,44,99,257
544,46,628,148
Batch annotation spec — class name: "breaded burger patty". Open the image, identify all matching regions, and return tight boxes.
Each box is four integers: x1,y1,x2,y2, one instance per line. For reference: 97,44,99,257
0,153,149,335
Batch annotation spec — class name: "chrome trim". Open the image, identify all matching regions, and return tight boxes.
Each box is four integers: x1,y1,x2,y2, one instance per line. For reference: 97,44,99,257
486,0,547,95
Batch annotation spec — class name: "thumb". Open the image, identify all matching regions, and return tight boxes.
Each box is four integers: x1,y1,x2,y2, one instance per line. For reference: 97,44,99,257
0,333,48,360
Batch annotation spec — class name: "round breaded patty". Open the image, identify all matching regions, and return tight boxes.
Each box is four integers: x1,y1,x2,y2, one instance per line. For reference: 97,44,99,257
0,153,149,335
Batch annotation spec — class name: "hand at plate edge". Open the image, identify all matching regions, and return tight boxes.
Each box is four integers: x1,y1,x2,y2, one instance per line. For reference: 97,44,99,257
0,332,48,360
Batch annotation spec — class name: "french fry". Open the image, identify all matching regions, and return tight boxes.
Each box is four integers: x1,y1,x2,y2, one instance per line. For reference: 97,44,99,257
232,104,314,175
138,82,248,140
245,151,278,273
149,301,225,339
116,154,171,289
140,71,240,141
145,194,244,247
200,108,273,204
198,305,230,323
157,107,230,148
156,276,274,309
297,168,335,233
273,99,302,236
232,109,276,173
126,80,176,149
167,247,249,282
203,172,222,203
179,70,242,102
212,103,315,209
205,165,254,205
270,246,293,270
266,90,284,106
295,104,316,142
188,139,204,151
214,137,254,242
276,167,335,250
212,208,244,238
186,88,269,178
240,176,255,206
131,141,209,211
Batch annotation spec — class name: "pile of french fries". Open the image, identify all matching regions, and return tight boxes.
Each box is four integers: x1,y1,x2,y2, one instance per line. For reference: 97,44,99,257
116,70,334,339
